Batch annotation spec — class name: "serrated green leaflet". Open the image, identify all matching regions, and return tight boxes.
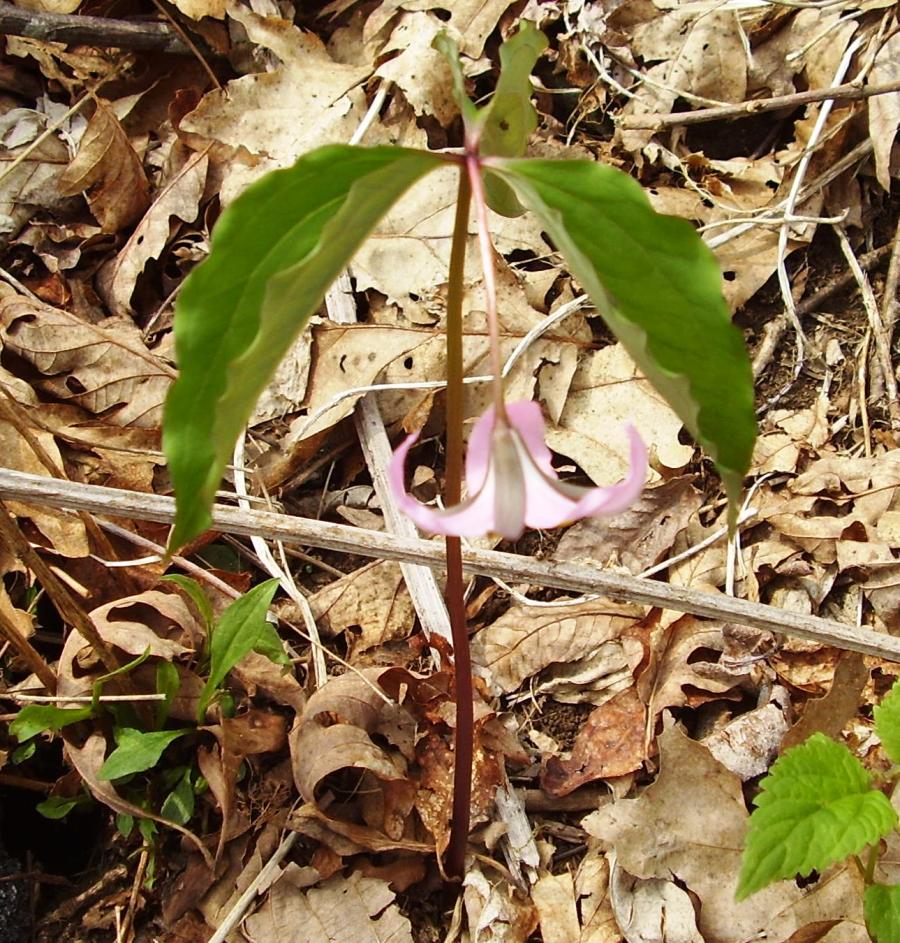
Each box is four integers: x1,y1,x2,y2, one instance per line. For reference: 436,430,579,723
875,679,900,765
163,145,442,550
99,727,192,780
866,884,900,943
198,578,280,721
491,158,756,523
737,733,897,899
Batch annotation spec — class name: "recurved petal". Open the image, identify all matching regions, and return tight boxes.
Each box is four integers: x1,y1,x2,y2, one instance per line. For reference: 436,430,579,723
565,424,648,519
388,430,502,537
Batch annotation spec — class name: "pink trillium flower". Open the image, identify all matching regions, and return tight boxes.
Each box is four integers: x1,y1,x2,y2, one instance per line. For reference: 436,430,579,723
389,400,648,540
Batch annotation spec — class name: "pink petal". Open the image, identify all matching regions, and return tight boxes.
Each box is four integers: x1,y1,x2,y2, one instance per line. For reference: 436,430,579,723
505,400,555,475
388,429,506,538
464,405,497,492
564,425,648,519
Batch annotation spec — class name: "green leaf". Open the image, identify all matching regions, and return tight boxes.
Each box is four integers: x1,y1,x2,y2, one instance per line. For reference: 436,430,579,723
492,158,756,521
875,679,900,766
116,813,134,838
737,733,897,899
155,660,180,728
12,741,35,763
11,704,94,742
866,884,900,943
98,727,192,780
161,575,213,630
198,578,280,720
37,796,83,820
163,145,442,550
480,21,547,159
160,768,195,825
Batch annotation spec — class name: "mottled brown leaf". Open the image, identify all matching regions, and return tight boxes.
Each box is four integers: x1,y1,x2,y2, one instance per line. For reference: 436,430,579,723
541,688,646,797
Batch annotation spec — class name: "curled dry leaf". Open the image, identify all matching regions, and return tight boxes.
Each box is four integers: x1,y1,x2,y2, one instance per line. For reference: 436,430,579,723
89,590,200,659
57,100,149,233
290,670,417,838
98,147,209,317
0,297,172,428
57,590,200,700
642,616,752,716
463,865,539,943
289,804,432,858
471,597,645,694
201,710,288,853
541,687,647,797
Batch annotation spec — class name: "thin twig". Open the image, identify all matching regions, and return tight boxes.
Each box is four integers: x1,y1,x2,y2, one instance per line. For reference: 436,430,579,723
617,77,900,130
752,242,893,377
0,606,57,693
4,470,900,661
207,832,298,943
0,501,122,678
9,692,165,703
835,225,900,429
0,1,207,55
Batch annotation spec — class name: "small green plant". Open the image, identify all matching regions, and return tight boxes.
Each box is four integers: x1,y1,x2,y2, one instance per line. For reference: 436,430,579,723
10,577,287,853
738,680,900,942
162,22,757,877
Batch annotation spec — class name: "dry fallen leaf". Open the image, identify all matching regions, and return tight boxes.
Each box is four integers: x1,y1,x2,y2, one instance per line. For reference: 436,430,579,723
584,724,867,943
243,870,413,943
643,616,751,715
309,560,414,655
58,100,150,233
98,147,208,316
532,872,581,943
541,687,646,797
181,3,369,202
547,343,692,486
0,297,172,428
471,598,645,694
554,477,702,573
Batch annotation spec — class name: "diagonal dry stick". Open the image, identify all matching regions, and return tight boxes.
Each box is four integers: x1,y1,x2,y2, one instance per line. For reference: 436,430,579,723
618,77,900,130
2,468,900,662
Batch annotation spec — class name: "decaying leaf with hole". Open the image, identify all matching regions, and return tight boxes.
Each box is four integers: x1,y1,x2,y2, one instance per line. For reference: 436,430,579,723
0,297,172,428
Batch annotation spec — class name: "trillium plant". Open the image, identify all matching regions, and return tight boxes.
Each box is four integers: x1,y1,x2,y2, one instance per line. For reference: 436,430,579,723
163,23,756,879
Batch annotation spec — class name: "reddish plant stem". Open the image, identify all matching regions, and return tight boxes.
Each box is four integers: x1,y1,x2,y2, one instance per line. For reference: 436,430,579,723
444,165,473,880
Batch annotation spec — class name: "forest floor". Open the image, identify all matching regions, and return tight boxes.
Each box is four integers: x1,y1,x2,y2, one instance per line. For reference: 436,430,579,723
1,0,900,940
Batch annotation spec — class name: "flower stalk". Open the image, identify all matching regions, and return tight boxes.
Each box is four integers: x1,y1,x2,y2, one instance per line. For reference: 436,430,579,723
443,163,473,881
